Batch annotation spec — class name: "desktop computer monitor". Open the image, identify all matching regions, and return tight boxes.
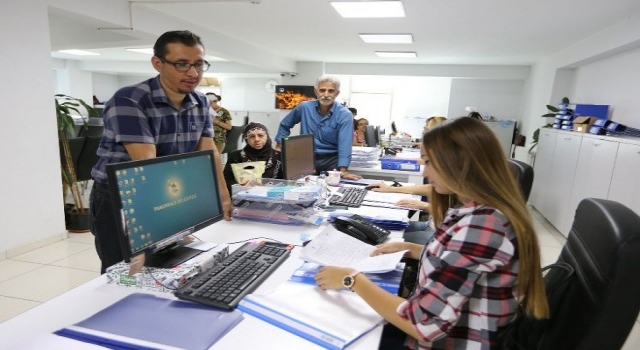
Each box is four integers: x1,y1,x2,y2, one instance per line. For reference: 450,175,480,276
364,125,379,147
282,134,316,179
106,150,223,268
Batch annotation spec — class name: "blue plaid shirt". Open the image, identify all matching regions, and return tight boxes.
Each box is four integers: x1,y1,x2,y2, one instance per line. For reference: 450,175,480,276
91,76,214,184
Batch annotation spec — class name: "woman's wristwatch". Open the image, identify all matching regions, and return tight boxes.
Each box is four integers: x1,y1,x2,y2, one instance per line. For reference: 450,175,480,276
342,271,363,290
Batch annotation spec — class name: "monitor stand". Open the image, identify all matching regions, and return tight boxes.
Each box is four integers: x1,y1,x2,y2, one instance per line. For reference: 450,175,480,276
143,239,202,268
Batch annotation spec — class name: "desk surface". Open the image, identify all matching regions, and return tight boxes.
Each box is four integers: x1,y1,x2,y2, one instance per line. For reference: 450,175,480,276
1,212,407,349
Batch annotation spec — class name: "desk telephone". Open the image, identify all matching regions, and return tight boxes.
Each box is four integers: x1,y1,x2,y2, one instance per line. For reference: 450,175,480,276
332,214,390,245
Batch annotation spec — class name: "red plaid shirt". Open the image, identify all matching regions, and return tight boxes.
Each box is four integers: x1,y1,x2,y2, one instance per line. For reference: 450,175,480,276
398,202,519,349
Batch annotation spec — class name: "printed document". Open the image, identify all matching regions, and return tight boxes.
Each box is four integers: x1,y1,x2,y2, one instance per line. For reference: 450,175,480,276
300,226,406,273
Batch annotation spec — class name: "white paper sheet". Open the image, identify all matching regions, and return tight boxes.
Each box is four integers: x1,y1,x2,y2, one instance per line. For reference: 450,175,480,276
300,226,406,273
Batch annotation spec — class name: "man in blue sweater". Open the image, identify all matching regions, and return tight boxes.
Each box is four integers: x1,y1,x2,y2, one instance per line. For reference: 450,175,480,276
275,75,361,180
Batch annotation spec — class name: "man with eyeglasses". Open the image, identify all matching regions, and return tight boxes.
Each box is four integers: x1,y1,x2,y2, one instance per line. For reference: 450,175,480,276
89,30,232,274
274,75,362,180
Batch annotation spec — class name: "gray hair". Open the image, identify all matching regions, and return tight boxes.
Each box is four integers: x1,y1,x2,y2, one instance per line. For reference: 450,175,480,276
315,75,341,90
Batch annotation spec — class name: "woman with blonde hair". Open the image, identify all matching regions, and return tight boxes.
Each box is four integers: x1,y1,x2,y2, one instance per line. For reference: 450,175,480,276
315,117,548,349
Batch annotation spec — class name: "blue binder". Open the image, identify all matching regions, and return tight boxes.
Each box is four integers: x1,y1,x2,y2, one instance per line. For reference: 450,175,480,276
55,293,243,350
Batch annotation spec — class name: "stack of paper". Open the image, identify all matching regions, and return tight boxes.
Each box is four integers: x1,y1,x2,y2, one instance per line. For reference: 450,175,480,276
55,293,244,350
238,282,383,350
351,146,380,168
300,226,406,273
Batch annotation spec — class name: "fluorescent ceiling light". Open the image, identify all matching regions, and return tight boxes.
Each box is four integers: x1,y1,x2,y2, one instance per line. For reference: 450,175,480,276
331,1,405,18
375,51,417,58
206,55,227,62
126,48,154,55
57,49,100,56
360,34,413,44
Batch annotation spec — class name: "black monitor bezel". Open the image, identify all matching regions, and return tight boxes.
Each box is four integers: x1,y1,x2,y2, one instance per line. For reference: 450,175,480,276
105,150,223,264
364,125,378,147
281,134,316,180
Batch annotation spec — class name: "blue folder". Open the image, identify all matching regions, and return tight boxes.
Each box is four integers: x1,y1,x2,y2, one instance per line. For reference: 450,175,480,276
55,293,243,350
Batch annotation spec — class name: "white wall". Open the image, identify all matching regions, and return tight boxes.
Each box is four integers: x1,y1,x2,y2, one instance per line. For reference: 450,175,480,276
572,47,640,127
517,10,640,162
92,73,121,103
448,79,525,120
0,1,65,255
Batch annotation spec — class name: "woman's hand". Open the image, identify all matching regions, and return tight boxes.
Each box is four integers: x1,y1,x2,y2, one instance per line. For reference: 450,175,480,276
370,242,411,256
395,199,430,211
369,181,392,192
314,266,355,290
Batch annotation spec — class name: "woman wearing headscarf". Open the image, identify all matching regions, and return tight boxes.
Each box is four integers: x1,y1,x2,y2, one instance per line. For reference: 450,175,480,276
223,122,283,194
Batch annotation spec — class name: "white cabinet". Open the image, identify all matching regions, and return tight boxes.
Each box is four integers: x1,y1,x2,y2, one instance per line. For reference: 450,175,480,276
543,133,582,235
529,129,640,236
565,137,619,236
608,143,640,214
530,129,558,214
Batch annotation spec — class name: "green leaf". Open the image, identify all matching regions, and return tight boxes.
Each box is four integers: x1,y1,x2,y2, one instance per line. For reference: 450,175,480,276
546,105,559,112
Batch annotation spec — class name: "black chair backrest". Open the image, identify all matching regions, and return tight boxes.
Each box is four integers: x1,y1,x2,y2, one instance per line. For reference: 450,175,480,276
540,198,640,349
508,159,534,201
222,126,245,154
76,136,101,182
78,124,104,138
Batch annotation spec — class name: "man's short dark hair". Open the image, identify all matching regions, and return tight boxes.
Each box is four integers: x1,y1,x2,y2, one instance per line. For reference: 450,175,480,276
348,107,357,115
153,30,204,59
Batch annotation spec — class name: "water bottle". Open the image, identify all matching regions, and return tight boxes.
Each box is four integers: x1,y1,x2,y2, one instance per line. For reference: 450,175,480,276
317,172,327,199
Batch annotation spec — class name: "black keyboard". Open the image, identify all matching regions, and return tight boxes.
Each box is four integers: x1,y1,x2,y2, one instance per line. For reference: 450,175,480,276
174,242,291,310
329,186,367,208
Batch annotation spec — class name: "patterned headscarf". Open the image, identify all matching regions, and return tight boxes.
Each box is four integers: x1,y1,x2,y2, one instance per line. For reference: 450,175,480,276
241,122,273,162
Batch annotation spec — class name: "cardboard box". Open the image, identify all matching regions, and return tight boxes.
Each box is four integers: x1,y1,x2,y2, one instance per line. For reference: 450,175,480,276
106,244,229,293
573,116,597,133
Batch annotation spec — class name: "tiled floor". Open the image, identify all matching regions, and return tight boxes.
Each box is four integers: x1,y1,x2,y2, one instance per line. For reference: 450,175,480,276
0,207,638,348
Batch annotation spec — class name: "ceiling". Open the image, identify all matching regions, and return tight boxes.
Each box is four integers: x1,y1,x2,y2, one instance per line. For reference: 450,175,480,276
49,0,640,77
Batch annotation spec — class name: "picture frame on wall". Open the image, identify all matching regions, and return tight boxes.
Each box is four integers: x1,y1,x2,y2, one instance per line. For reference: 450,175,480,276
275,85,316,109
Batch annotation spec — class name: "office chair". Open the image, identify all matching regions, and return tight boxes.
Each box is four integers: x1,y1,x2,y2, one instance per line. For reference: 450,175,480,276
75,136,101,192
222,126,245,154
77,124,104,138
535,198,640,349
507,159,534,201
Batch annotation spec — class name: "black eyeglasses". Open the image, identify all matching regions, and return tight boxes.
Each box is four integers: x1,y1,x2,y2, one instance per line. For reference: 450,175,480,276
160,58,210,73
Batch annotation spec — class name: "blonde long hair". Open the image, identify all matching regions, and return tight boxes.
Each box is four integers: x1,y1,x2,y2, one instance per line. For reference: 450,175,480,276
423,117,549,319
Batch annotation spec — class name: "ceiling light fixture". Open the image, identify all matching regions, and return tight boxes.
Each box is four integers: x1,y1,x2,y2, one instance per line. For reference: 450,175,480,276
126,48,154,55
58,49,101,56
375,51,417,58
360,34,413,44
331,1,405,18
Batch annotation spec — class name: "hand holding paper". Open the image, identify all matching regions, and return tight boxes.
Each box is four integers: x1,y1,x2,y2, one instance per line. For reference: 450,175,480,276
300,226,406,273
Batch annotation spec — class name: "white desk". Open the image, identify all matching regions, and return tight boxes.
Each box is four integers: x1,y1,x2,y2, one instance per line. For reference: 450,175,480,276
1,214,407,349
349,163,424,185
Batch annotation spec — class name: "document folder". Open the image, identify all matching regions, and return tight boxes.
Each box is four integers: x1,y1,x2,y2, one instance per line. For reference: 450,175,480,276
55,293,243,350
238,282,383,350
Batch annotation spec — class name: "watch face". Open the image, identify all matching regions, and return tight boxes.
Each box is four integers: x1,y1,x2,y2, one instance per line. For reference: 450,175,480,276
342,275,355,288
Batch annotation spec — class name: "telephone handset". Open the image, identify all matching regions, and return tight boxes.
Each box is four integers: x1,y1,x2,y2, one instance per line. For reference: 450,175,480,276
332,214,390,245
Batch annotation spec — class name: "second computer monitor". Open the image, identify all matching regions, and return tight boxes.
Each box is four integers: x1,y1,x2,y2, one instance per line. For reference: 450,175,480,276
364,125,379,147
282,134,316,180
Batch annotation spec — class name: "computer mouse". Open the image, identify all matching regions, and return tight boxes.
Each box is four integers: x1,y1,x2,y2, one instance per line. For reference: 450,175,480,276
365,185,380,190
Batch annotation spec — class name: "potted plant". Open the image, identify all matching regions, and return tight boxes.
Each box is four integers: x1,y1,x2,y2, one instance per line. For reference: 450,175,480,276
529,97,571,154
56,94,97,232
